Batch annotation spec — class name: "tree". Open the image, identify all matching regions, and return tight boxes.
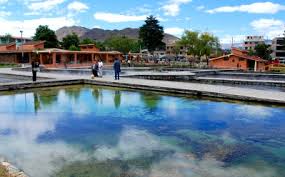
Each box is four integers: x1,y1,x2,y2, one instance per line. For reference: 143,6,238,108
2,34,12,44
200,33,220,65
69,45,80,51
254,44,272,60
179,30,221,65
33,25,58,48
172,42,182,58
179,31,200,58
248,49,255,56
139,15,165,53
62,32,80,50
81,38,95,44
80,38,106,51
105,36,140,54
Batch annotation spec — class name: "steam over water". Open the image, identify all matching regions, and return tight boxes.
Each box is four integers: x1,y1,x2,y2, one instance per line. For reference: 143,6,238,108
0,85,284,177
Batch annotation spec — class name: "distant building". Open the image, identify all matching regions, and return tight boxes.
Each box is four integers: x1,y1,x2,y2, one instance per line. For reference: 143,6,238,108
271,37,285,64
243,36,265,51
209,48,268,72
0,35,32,46
0,42,122,67
165,40,187,56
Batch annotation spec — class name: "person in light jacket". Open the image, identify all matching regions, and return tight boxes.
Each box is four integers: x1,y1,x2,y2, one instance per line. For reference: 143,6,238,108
98,60,104,77
113,58,121,80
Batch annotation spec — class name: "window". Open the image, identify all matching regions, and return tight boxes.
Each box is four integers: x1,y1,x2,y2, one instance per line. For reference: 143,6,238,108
276,52,285,57
223,57,229,61
239,58,245,61
277,46,285,50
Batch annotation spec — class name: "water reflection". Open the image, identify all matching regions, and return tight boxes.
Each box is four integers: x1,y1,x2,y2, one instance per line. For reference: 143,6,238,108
114,90,121,109
0,85,284,177
92,87,102,103
140,92,161,109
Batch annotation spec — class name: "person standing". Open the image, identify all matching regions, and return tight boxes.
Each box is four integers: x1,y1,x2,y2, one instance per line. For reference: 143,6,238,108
31,61,39,82
113,57,121,80
127,59,131,67
98,60,104,77
91,61,98,78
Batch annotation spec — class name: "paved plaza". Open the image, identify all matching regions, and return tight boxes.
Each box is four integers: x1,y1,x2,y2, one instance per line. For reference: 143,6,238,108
0,68,284,104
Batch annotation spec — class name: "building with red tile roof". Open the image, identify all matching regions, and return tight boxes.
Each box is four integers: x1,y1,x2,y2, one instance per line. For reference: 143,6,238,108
0,41,122,68
209,48,268,72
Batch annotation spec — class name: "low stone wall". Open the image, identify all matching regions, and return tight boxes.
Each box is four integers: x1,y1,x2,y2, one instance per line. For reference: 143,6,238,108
125,74,195,81
0,79,84,91
194,78,285,88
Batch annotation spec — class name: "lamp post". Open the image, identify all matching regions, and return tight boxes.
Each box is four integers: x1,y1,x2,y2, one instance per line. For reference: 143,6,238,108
20,30,23,64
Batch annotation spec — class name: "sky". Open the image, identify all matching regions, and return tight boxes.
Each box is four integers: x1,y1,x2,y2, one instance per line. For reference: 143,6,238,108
0,0,284,44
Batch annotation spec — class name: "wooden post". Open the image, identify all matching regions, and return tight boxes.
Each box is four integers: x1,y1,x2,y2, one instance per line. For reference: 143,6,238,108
52,53,56,67
92,53,95,62
28,53,32,64
39,54,43,65
106,54,109,63
74,53,78,65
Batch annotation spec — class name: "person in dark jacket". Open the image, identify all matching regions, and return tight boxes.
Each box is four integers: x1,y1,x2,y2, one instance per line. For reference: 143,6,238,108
113,58,121,80
31,61,39,82
91,61,98,77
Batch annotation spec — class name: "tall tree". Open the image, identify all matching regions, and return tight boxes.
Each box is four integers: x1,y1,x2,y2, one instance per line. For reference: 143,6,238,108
33,25,58,48
62,32,80,50
139,15,165,53
254,44,272,60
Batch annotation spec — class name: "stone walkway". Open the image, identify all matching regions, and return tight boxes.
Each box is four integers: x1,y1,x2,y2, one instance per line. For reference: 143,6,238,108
0,68,284,104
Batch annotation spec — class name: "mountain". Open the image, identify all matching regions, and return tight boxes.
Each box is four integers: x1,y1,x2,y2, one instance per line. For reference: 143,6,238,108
56,26,179,43
221,43,243,49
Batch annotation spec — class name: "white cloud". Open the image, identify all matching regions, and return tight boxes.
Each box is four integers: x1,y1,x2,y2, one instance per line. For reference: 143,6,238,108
67,1,88,13
250,19,285,39
0,11,10,17
0,114,89,177
94,12,147,23
165,27,184,37
26,0,66,12
0,16,76,37
206,2,285,14
196,5,205,11
0,0,8,4
220,35,245,44
162,0,192,16
236,105,274,120
94,128,163,161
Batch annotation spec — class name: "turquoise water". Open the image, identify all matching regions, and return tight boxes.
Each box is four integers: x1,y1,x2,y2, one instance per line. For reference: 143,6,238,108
0,85,284,177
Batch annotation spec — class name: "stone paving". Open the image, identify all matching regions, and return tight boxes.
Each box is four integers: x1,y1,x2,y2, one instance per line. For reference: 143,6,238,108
0,68,284,104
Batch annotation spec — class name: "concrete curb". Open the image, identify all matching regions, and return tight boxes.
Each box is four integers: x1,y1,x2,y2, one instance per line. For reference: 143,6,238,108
0,79,283,105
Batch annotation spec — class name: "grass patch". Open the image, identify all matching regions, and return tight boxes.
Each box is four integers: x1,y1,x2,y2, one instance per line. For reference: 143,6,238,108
0,63,19,68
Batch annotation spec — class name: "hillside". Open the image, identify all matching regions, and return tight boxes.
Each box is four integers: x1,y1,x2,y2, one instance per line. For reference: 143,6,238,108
56,26,179,43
